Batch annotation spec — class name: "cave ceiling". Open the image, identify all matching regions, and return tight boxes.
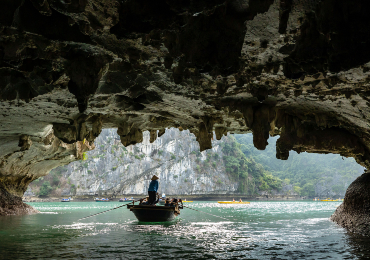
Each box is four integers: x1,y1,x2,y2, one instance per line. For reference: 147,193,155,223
1,0,370,198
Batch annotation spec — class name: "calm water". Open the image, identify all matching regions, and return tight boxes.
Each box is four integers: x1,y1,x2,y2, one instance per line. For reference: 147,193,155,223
1,201,370,259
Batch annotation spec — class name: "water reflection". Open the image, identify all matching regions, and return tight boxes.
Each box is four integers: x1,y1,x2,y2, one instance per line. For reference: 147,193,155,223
0,201,369,259
346,233,370,259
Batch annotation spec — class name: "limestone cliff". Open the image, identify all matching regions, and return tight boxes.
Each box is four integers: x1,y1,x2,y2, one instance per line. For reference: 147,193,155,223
29,128,239,196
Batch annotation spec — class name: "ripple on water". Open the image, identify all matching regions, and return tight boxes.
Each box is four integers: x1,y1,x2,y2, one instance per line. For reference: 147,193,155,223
0,201,368,259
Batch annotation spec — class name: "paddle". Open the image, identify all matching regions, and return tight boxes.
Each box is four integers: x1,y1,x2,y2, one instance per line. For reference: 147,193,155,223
182,204,230,221
77,201,136,221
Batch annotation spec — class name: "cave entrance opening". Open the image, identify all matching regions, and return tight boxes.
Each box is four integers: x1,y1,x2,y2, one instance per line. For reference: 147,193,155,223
26,128,364,201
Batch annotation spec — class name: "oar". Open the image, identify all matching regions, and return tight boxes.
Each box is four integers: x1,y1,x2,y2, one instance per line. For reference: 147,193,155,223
182,205,230,221
77,201,136,221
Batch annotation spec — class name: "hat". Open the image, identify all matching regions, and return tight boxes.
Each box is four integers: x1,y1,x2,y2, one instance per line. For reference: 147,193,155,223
151,175,159,180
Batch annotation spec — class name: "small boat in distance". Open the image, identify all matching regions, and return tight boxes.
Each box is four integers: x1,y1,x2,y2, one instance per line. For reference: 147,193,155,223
321,198,339,202
218,201,250,204
61,198,70,202
95,198,110,202
183,201,193,202
119,198,133,202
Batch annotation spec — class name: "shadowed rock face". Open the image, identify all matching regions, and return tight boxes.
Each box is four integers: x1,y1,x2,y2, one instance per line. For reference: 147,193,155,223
0,0,370,232
331,171,370,236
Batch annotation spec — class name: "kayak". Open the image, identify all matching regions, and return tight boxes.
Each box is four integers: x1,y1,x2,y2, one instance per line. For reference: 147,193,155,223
321,198,341,201
218,201,250,204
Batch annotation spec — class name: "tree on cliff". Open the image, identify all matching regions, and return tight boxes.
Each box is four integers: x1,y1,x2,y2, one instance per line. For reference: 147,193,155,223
234,134,363,197
221,136,282,194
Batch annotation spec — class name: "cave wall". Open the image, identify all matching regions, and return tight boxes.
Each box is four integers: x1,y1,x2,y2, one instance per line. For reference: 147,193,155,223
0,0,370,231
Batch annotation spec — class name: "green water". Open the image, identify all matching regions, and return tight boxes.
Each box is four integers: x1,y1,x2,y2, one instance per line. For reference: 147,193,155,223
1,201,369,259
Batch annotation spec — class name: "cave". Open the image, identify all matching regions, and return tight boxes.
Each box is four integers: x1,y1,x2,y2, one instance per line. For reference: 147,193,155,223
1,0,370,239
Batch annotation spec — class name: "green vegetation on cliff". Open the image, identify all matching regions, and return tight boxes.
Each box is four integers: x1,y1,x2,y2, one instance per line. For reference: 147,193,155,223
31,166,67,196
234,134,364,197
221,136,282,195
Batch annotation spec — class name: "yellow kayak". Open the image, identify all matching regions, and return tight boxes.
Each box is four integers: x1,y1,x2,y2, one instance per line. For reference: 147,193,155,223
321,199,339,201
218,201,250,204
183,201,193,202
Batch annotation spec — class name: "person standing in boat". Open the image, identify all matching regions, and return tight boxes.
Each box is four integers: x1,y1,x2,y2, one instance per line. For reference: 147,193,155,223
148,175,159,205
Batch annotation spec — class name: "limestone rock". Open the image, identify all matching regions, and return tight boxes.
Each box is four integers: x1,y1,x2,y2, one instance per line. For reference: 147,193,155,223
0,182,39,216
119,128,143,147
53,123,77,144
331,171,370,236
18,135,32,151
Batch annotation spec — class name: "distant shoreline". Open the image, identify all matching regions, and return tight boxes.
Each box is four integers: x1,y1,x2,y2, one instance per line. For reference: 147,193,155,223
23,194,330,203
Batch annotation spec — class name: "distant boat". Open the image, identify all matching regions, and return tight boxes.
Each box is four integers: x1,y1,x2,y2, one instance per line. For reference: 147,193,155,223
218,201,250,204
119,198,133,202
95,198,109,202
61,198,70,202
321,198,339,201
183,201,193,202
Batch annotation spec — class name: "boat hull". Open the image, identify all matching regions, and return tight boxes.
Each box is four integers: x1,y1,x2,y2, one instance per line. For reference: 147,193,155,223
218,201,250,204
127,205,178,222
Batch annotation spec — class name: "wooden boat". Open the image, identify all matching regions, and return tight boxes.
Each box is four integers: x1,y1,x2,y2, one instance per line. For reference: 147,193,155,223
127,200,183,222
61,198,70,202
218,201,250,204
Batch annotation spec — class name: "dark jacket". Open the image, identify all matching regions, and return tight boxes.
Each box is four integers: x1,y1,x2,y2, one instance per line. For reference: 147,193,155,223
148,179,159,192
